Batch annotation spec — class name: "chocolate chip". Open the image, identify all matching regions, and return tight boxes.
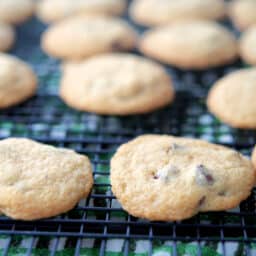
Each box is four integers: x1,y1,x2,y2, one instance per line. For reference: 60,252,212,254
195,164,215,186
154,164,179,182
198,196,206,207
111,40,123,51
218,190,226,196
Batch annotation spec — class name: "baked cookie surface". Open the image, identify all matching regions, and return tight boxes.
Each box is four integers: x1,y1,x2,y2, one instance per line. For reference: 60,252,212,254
229,0,256,31
111,135,255,221
37,0,126,23
0,53,37,108
0,0,34,24
207,68,256,129
0,138,93,220
139,21,238,69
42,16,137,60
60,53,174,115
240,26,256,65
0,22,15,52
130,0,226,27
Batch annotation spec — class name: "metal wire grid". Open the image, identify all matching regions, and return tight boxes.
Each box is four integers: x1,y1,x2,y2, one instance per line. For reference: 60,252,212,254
0,7,255,256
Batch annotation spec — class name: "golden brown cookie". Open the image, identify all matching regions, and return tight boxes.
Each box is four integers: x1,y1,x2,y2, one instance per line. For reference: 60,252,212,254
139,20,238,69
37,0,126,23
229,0,256,31
240,26,256,65
111,135,255,221
0,0,34,25
207,68,256,129
130,0,226,27
41,16,137,60
60,53,174,115
0,138,93,220
0,53,37,108
0,22,15,52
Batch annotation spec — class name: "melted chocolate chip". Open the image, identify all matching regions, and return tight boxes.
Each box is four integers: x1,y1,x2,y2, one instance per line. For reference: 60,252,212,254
195,164,215,186
111,40,123,51
218,190,226,196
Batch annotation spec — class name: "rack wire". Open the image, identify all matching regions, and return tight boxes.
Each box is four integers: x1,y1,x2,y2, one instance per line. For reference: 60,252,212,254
0,6,255,256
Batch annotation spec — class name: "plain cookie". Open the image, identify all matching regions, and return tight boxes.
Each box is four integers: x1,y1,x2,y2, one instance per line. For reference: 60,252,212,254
37,0,126,23
111,135,255,221
0,22,15,52
130,0,226,27
0,138,93,220
240,26,256,65
229,0,256,31
0,53,37,108
207,68,256,129
0,0,34,24
139,20,238,69
60,53,174,115
42,16,137,60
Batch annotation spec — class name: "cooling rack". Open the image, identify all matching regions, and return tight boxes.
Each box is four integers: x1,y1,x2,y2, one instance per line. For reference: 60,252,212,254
0,6,255,256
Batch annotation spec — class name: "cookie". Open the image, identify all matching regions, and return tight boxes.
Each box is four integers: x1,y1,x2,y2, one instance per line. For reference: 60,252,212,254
139,20,238,69
130,0,226,27
0,0,34,25
111,135,255,221
42,16,137,60
60,53,174,115
37,0,126,23
207,68,256,129
252,146,256,168
0,138,93,220
229,0,256,31
0,53,37,108
0,22,15,52
240,26,256,65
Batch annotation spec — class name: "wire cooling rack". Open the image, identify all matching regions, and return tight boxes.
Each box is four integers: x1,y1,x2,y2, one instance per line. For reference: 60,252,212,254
0,6,255,256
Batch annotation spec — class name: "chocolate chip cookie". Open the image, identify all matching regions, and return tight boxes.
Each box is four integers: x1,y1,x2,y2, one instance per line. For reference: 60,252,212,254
60,53,175,115
0,138,93,220
207,68,256,129
130,0,226,27
229,0,256,31
139,20,238,69
37,0,126,23
111,135,255,221
0,53,37,108
240,26,256,65
42,16,137,60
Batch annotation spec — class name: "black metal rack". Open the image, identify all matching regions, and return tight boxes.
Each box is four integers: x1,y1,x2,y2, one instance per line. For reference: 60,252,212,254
0,5,255,256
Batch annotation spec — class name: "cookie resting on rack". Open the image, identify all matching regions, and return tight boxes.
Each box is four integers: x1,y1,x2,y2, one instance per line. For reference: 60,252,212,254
0,0,34,25
37,0,126,23
139,20,238,69
207,68,256,129
228,0,256,31
59,53,175,115
240,26,256,65
110,135,255,221
41,15,137,60
0,22,15,52
129,0,226,27
0,53,37,108
0,138,93,220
